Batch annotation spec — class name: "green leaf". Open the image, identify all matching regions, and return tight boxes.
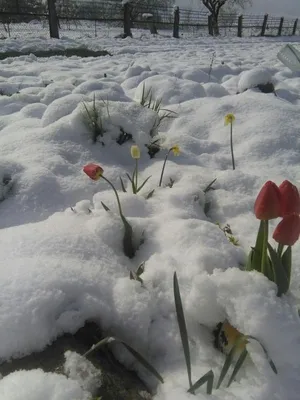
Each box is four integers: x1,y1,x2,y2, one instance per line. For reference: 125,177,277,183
203,178,217,194
136,176,152,193
267,243,289,296
281,246,292,291
120,177,127,193
250,220,265,273
188,370,214,395
227,348,248,387
173,272,193,392
136,262,145,276
146,189,155,199
121,215,135,259
246,335,277,374
216,336,246,389
84,336,164,383
125,173,136,195
101,201,110,212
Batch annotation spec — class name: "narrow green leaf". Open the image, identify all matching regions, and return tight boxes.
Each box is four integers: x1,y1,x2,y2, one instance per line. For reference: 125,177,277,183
84,336,164,383
121,215,135,259
216,336,245,389
136,262,145,276
203,178,217,194
125,173,133,184
246,335,277,374
84,337,115,357
146,189,155,199
227,348,248,387
188,370,214,395
121,342,164,383
281,246,292,291
120,177,127,193
251,220,265,273
136,176,152,193
173,272,193,392
101,201,110,212
267,243,289,296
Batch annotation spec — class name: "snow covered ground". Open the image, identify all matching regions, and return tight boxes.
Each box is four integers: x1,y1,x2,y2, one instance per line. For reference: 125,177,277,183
1,32,300,399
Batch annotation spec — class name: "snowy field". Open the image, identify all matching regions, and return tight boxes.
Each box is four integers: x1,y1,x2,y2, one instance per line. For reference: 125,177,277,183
1,32,300,399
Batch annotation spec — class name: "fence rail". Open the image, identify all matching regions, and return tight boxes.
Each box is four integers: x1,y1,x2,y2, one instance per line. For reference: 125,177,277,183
0,0,299,40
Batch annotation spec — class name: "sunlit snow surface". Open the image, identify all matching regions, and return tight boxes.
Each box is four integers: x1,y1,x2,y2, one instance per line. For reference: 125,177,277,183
0,32,300,400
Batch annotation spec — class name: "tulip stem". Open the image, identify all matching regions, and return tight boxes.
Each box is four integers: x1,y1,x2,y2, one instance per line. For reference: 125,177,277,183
230,123,235,170
277,243,284,257
159,149,171,187
261,220,269,275
102,176,124,218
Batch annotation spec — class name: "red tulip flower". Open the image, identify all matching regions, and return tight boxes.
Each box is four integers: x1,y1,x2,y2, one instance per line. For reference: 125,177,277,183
273,213,300,246
254,181,281,220
279,180,300,217
83,163,103,181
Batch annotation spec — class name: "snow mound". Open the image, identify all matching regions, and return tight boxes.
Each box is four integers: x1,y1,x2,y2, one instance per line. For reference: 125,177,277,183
0,369,91,400
238,68,273,93
64,351,102,394
135,75,206,105
203,82,229,97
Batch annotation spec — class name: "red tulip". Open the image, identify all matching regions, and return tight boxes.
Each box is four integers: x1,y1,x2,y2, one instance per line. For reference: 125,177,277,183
83,163,103,181
254,181,281,220
273,213,300,246
279,180,300,216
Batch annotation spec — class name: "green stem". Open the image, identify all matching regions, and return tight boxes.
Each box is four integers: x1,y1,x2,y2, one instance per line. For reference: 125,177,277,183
230,123,235,170
102,176,124,218
261,220,269,275
277,243,284,257
135,159,138,192
158,150,171,187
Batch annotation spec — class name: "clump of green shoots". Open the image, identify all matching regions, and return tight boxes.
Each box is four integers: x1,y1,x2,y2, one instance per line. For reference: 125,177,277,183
82,95,110,143
139,83,177,138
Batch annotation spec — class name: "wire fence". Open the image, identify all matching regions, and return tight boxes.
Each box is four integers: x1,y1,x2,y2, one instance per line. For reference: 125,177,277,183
0,0,299,40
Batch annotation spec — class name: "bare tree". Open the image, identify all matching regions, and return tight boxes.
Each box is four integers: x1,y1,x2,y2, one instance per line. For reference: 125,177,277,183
202,0,251,35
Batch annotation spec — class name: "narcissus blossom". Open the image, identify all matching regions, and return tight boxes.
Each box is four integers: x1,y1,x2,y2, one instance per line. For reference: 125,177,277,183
273,213,300,246
171,145,180,156
279,180,300,216
224,113,235,126
254,181,281,220
83,163,103,181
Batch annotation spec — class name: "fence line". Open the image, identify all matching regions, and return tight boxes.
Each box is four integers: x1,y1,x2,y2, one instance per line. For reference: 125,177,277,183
0,0,299,40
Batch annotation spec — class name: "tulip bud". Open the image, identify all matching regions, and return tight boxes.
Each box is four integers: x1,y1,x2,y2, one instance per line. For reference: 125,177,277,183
279,180,300,216
254,181,281,220
273,213,300,246
83,163,103,181
130,145,140,159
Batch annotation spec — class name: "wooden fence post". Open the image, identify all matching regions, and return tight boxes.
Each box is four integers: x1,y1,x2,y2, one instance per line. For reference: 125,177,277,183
208,14,213,35
123,2,132,38
173,6,180,38
277,17,284,36
237,15,243,37
47,0,59,39
292,18,298,35
260,13,268,36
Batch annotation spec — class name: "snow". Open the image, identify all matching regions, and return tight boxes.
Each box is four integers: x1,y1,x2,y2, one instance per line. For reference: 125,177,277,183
0,32,300,399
